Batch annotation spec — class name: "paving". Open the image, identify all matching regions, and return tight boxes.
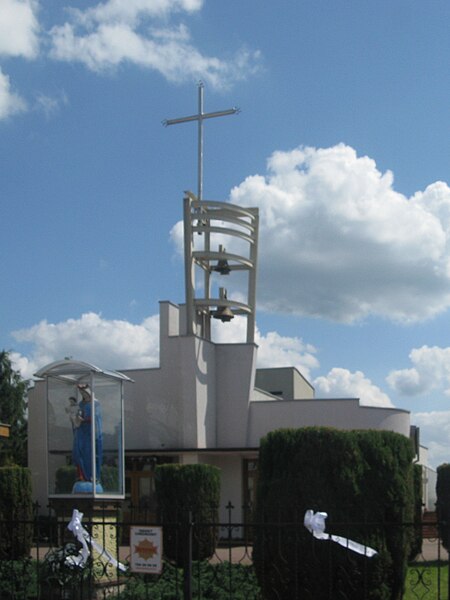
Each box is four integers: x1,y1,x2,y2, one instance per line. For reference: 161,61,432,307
417,538,449,563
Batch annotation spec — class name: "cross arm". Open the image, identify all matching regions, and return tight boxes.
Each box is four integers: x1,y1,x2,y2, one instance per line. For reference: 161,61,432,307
163,107,240,127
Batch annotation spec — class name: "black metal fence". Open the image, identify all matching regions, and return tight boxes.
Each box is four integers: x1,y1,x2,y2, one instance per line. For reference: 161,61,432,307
0,504,449,600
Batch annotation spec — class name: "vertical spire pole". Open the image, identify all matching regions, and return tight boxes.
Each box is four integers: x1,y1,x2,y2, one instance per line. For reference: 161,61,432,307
163,82,239,203
164,84,240,339
197,84,211,329
197,82,204,202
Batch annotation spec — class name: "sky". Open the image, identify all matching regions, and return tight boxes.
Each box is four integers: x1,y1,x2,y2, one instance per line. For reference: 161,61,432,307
1,0,449,468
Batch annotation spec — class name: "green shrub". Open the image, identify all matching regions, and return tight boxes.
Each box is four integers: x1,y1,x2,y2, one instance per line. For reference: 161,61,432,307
55,464,119,493
0,558,37,598
112,561,259,600
253,427,415,600
39,542,94,599
155,464,220,566
436,463,450,551
0,466,33,559
101,464,119,491
55,465,77,493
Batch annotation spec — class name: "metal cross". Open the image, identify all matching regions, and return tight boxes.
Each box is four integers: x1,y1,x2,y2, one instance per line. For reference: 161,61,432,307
163,81,239,201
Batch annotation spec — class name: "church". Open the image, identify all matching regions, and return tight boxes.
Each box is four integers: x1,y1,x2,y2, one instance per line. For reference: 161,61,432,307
27,190,414,524
27,86,423,524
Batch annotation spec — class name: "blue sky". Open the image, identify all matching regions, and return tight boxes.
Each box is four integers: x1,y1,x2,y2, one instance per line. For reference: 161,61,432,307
1,0,449,467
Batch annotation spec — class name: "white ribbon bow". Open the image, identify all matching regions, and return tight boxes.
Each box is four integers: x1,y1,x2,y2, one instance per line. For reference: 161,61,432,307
66,509,127,572
304,510,377,557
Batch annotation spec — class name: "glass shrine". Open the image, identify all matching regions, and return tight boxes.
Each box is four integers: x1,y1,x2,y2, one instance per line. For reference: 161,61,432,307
35,359,132,499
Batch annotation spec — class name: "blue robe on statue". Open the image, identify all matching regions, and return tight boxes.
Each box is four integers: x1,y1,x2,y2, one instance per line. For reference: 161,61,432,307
73,398,103,482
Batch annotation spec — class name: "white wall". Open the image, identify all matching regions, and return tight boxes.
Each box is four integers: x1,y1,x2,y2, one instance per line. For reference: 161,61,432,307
215,343,257,447
27,380,48,508
424,466,437,511
247,398,410,446
27,299,413,512
255,367,314,399
202,454,246,538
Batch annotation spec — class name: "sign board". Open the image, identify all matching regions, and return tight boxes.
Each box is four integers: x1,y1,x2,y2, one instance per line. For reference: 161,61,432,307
0,424,10,438
130,526,163,574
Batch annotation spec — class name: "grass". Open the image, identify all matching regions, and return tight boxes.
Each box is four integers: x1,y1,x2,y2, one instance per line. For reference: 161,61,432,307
404,561,449,600
1,555,448,599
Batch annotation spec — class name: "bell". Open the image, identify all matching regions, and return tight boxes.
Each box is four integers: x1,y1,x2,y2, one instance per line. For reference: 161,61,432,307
213,245,231,275
213,259,231,275
213,306,234,322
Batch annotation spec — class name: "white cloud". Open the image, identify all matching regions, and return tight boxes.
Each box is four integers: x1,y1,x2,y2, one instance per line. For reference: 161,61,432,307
314,367,394,407
0,0,40,58
11,311,319,382
255,330,318,379
0,0,40,120
212,315,319,380
34,90,68,117
0,67,26,119
227,144,450,323
413,410,450,469
387,345,450,397
9,351,37,384
70,0,203,26
49,0,260,89
12,312,160,379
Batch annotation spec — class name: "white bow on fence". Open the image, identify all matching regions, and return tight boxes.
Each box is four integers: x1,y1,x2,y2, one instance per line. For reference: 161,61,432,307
66,509,127,572
304,510,377,557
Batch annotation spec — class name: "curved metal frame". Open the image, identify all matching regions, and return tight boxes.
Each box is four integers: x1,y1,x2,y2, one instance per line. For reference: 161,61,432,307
184,191,259,343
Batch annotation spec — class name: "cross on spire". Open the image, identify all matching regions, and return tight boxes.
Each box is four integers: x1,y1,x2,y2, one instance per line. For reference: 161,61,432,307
163,81,239,201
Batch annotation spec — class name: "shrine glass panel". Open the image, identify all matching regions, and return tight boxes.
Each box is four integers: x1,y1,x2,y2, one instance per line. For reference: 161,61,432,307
47,372,124,499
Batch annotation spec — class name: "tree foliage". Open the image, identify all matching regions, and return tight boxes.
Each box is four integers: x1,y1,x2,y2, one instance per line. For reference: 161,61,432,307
253,427,415,600
436,463,450,551
0,350,28,466
0,466,33,559
155,463,221,565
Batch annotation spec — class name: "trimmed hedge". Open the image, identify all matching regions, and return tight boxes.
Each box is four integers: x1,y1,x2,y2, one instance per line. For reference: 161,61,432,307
0,466,33,559
55,465,78,494
55,464,119,493
155,464,220,566
253,427,415,600
436,463,450,551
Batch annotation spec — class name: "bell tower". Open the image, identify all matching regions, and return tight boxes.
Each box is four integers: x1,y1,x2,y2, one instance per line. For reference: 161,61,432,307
183,191,258,342
164,84,259,343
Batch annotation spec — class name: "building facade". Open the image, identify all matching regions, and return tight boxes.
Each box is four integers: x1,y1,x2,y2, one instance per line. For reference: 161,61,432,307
27,190,418,521
28,299,412,522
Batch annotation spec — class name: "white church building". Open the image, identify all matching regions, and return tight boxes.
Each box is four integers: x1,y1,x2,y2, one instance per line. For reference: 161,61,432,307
28,191,414,523
27,86,426,522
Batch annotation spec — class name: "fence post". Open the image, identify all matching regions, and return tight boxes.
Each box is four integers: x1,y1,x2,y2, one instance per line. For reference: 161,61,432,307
183,510,193,600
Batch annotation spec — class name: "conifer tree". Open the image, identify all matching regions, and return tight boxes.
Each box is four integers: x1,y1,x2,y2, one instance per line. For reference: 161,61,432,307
0,351,28,466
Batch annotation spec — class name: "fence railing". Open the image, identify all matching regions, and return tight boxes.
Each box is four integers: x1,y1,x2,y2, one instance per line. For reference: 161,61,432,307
0,504,449,600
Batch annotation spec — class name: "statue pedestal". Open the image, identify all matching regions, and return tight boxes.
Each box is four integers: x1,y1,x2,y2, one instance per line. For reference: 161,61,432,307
72,481,104,494
50,501,123,584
